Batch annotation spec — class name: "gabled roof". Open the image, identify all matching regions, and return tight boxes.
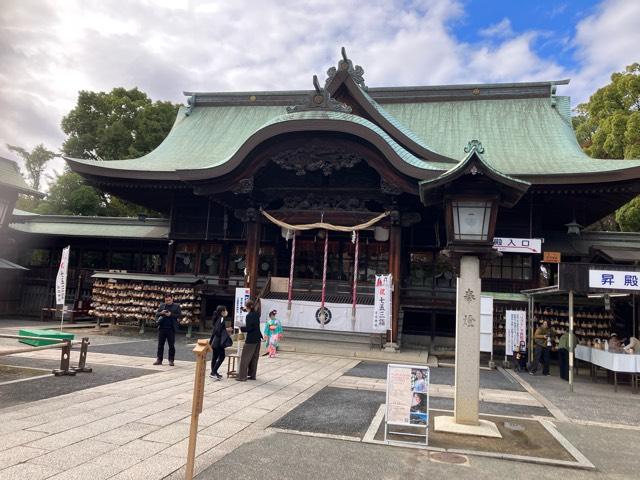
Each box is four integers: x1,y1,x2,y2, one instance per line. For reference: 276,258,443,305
419,141,530,208
66,50,640,187
0,157,43,196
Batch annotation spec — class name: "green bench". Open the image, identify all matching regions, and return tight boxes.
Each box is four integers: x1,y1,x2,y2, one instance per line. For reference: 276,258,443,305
18,329,75,347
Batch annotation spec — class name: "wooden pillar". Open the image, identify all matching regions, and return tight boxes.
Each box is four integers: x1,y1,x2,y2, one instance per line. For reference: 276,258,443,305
244,208,261,296
388,211,401,346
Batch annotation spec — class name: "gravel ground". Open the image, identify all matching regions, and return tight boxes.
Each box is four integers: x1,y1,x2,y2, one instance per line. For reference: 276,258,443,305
347,361,525,392
0,356,157,409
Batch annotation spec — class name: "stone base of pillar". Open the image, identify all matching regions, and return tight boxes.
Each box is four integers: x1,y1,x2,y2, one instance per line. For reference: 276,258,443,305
383,342,399,352
434,416,502,438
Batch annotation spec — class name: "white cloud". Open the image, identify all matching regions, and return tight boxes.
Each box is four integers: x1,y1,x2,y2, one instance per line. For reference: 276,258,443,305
479,18,514,38
570,0,640,104
0,0,638,190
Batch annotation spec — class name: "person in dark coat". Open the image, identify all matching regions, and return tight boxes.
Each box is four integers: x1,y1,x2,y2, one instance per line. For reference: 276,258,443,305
154,293,181,366
209,305,230,379
236,300,263,381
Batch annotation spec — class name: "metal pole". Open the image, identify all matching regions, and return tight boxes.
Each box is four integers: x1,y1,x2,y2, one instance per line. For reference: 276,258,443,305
320,230,329,327
569,289,574,393
59,306,65,331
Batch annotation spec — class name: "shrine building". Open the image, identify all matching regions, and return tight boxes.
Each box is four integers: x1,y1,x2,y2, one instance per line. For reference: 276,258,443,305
5,49,640,351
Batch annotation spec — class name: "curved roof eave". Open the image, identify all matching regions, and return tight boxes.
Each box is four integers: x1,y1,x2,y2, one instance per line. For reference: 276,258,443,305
175,115,451,181
68,113,455,182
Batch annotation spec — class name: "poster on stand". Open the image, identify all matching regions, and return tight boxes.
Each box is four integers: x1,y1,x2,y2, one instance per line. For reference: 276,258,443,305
234,288,251,327
385,364,430,427
55,246,70,306
505,310,527,356
373,274,392,332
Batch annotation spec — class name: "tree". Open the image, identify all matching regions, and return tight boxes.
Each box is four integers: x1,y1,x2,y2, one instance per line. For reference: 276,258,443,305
34,87,179,217
61,87,178,160
7,144,57,191
574,63,640,231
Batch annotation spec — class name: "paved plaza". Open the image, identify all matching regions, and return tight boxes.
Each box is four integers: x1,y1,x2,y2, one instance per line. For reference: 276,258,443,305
1,322,639,479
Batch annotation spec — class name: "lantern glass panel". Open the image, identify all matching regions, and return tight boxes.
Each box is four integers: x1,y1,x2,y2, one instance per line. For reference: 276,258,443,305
452,200,491,241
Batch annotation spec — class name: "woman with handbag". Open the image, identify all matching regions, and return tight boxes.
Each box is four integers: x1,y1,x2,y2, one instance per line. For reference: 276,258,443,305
209,305,232,380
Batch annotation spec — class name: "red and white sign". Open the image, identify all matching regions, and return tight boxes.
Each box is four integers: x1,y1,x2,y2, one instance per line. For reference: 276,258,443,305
373,274,392,332
493,237,542,254
55,246,70,306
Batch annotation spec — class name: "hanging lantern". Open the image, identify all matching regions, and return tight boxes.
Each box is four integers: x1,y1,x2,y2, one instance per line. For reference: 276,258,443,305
374,226,389,242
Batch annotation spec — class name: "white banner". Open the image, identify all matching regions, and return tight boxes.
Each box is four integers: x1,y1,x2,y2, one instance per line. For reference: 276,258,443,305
234,287,251,327
493,238,542,254
505,310,527,356
589,270,640,291
480,296,493,354
55,246,70,306
373,274,392,332
259,298,376,333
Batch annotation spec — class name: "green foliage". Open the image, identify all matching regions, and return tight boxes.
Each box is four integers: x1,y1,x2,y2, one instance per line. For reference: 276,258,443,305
7,144,57,191
575,63,640,231
61,87,178,160
616,196,640,232
576,63,640,159
32,87,179,217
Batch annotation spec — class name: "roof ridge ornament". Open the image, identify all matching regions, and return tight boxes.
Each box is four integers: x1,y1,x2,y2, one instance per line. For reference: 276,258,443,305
464,139,485,154
286,75,352,114
325,47,367,90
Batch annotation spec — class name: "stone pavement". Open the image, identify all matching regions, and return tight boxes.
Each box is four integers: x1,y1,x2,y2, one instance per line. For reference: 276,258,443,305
0,347,358,479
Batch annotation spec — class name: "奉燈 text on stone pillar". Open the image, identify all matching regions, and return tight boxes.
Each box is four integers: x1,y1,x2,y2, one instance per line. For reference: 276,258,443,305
454,255,481,425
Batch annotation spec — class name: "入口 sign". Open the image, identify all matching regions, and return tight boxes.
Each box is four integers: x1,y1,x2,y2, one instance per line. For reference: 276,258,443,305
493,238,542,254
589,270,640,291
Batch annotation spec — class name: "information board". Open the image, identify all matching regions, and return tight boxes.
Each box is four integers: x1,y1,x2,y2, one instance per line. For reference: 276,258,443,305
234,287,251,327
385,364,429,445
505,310,527,356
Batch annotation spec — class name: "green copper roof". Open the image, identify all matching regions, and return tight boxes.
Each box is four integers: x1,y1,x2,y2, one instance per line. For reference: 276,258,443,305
381,96,640,176
68,107,451,176
66,81,640,183
0,157,41,196
10,214,169,239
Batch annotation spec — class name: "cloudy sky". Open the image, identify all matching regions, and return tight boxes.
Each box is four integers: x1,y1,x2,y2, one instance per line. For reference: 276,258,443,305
1,0,639,189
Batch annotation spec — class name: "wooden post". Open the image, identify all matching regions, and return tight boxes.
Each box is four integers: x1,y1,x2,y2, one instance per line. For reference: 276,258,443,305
185,339,211,480
244,208,261,296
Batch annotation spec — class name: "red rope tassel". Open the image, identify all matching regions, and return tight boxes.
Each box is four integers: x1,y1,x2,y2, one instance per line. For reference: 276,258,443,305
352,230,359,323
320,230,329,326
287,232,296,314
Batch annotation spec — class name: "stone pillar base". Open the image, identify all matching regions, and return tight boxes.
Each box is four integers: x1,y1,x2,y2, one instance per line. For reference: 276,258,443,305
434,416,502,438
383,342,399,352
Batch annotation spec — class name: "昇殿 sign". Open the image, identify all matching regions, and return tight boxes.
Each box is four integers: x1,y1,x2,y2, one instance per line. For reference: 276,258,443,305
589,270,640,291
493,238,542,254
373,274,392,332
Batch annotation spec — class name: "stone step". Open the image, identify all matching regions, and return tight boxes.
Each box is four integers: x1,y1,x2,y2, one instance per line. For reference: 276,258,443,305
280,327,380,347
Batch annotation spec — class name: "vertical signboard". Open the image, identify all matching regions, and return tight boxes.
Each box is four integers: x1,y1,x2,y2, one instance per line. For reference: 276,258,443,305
55,246,70,306
234,287,251,327
480,296,493,354
385,364,429,446
373,274,392,332
505,310,527,356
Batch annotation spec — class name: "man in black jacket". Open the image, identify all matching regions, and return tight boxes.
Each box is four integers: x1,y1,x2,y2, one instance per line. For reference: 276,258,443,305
236,300,263,381
154,293,181,366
